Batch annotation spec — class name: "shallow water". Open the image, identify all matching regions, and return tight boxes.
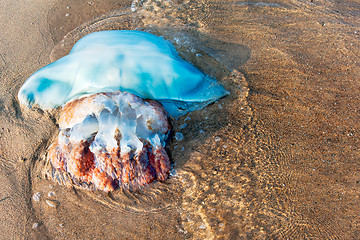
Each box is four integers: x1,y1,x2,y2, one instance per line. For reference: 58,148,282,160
0,0,359,239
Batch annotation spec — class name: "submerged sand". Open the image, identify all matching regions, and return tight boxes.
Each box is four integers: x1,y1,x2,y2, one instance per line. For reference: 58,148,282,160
0,0,359,239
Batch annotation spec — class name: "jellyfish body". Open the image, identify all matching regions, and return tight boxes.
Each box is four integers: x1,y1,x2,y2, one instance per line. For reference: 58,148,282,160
19,30,229,191
18,30,229,117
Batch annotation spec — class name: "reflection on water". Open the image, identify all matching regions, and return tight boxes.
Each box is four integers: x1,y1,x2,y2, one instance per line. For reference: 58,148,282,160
23,0,360,239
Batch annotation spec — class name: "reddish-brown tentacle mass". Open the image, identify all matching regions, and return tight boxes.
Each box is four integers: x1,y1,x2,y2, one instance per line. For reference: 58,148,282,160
48,91,171,191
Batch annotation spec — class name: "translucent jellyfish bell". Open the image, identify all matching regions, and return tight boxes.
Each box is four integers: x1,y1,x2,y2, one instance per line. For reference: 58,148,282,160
18,30,229,117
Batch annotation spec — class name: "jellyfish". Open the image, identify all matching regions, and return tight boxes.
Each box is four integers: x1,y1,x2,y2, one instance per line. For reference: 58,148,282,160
18,30,229,191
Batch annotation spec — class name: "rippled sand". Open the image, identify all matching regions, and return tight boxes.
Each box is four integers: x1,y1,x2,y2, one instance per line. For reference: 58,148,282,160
0,0,359,239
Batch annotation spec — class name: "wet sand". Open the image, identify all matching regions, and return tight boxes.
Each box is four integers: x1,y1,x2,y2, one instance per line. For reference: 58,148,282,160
0,0,359,239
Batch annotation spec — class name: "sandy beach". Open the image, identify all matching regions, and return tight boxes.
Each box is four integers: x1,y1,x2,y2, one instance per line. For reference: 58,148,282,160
0,0,359,239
